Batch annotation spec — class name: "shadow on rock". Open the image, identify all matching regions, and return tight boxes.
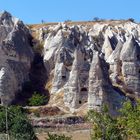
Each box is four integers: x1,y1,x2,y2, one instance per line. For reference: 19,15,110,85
12,53,50,106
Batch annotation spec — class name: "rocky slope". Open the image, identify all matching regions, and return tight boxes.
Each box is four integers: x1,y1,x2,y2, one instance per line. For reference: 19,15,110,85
0,11,33,104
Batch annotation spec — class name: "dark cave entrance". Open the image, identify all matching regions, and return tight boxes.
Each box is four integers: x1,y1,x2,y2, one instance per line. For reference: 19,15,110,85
137,54,140,59
62,75,66,80
81,87,88,92
79,100,82,104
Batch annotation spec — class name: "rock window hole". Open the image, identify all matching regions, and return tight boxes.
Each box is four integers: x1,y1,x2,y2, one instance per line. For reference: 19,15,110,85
137,55,140,59
81,87,88,92
79,101,82,104
62,76,66,79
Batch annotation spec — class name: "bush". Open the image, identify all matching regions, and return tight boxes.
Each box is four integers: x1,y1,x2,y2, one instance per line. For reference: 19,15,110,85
64,20,72,23
93,17,100,21
118,100,140,139
88,100,140,140
128,18,135,22
46,133,72,140
0,106,37,140
10,117,36,140
87,105,122,140
28,92,47,106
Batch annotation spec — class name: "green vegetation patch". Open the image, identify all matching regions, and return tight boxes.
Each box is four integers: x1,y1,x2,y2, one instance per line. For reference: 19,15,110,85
28,92,47,106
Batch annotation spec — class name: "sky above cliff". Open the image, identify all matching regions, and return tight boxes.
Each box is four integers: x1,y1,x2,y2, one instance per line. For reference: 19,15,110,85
0,0,140,24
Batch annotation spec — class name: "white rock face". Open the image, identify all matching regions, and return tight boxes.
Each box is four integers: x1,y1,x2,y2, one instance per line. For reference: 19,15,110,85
0,11,33,104
41,20,140,112
88,50,125,115
88,50,106,111
64,48,87,110
102,36,113,60
120,36,140,96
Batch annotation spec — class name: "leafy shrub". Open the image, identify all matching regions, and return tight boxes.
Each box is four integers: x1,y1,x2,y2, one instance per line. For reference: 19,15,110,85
64,19,72,23
28,92,47,106
88,100,140,140
93,17,100,21
87,105,122,140
0,106,37,140
128,18,135,22
46,133,72,140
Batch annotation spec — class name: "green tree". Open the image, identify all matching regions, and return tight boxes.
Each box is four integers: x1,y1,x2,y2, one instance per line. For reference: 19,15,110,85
118,100,140,139
46,133,72,140
93,17,100,21
28,92,47,106
87,105,123,140
128,18,135,22
0,106,6,133
0,106,37,140
88,100,140,140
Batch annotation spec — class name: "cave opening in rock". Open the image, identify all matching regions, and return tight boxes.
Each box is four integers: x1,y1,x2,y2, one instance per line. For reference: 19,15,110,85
81,87,88,92
62,75,66,79
137,54,140,59
79,100,82,104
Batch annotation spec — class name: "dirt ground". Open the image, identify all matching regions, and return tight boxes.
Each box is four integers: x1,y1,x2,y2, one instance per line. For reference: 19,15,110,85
36,129,91,140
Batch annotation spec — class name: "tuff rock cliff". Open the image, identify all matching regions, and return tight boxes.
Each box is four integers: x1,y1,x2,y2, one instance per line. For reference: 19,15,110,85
0,11,33,105
1,11,140,114
40,20,140,113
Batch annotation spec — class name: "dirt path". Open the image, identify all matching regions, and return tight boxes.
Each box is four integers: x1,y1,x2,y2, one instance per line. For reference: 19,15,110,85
36,129,91,140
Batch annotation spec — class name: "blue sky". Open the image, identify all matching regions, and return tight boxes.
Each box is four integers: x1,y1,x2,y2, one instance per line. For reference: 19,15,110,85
0,0,140,24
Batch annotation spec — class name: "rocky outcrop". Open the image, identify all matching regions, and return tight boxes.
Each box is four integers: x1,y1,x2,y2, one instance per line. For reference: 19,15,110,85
42,21,135,113
88,50,108,111
64,47,89,111
120,36,140,97
2,11,140,114
88,50,125,114
107,41,123,83
0,11,33,104
102,36,113,60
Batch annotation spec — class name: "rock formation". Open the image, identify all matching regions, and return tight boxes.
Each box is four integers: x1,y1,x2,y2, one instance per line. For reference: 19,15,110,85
41,20,140,113
120,36,140,97
64,47,89,111
1,11,140,114
0,11,33,105
88,50,108,111
107,41,123,84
